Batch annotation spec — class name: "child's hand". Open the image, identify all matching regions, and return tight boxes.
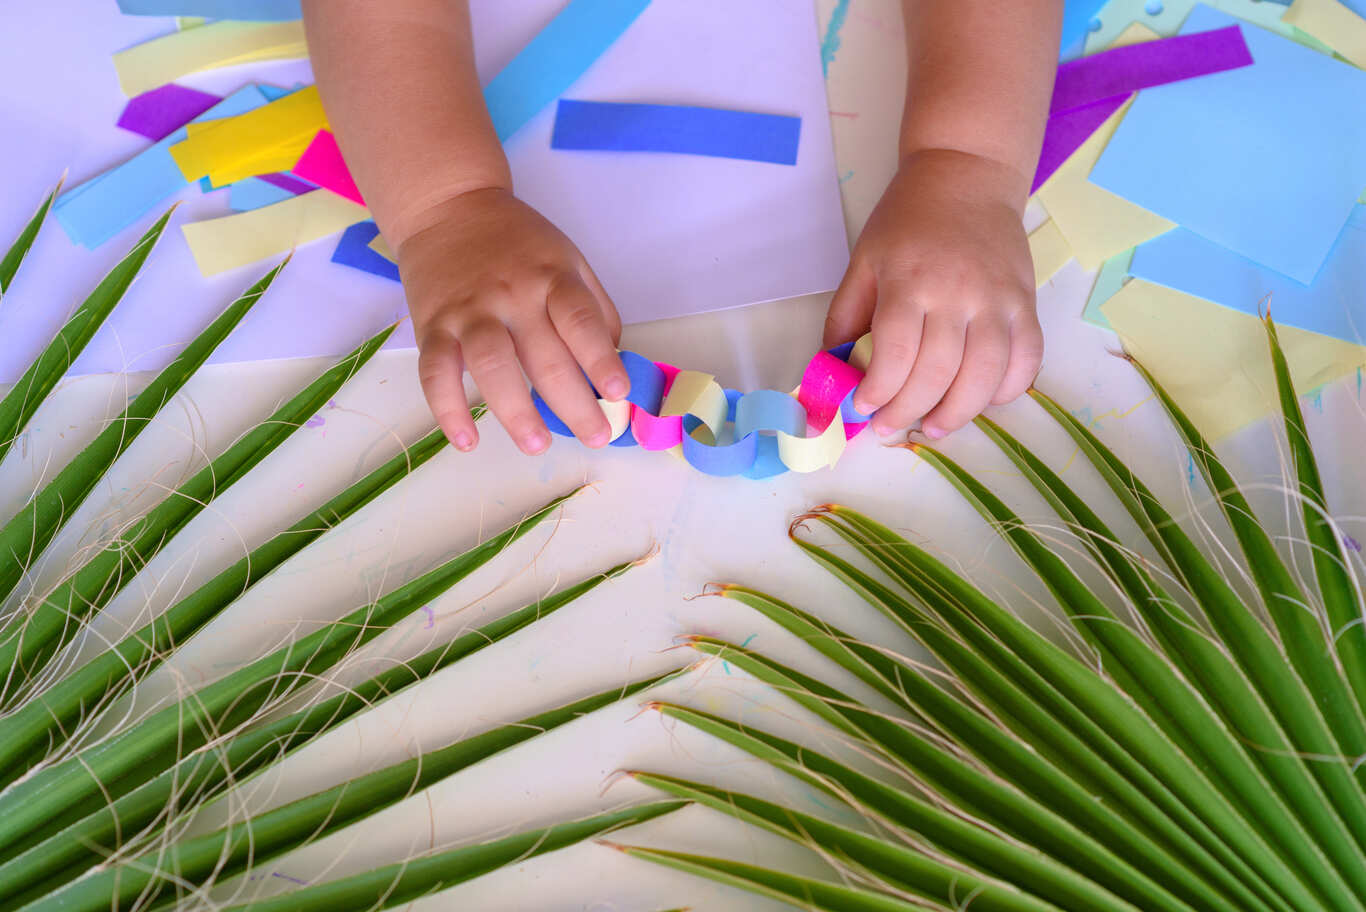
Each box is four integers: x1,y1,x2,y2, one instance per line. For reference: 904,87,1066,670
397,188,630,455
824,150,1044,439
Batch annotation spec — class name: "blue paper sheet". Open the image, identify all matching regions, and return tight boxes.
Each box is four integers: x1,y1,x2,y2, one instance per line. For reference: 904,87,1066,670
330,221,400,282
1128,206,1366,345
1061,0,1108,59
115,0,301,19
483,0,651,142
1088,5,1366,284
228,177,298,211
55,85,271,248
551,100,801,165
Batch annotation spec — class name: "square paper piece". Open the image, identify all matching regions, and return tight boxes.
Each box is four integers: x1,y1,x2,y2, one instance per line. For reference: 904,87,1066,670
1128,205,1366,345
1088,5,1366,283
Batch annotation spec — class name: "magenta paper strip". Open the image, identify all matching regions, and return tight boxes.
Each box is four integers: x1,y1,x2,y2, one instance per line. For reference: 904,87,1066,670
1050,25,1254,115
1032,95,1128,192
116,83,222,142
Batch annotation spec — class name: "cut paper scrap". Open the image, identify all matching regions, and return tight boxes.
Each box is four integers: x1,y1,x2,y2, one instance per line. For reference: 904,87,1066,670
484,0,651,141
292,130,365,205
258,172,316,194
1101,279,1366,439
1037,97,1176,270
116,0,302,19
1084,0,1307,52
1081,248,1134,331
1061,0,1109,57
1050,24,1253,114
369,234,395,262
170,85,326,185
112,20,308,97
1283,0,1366,68
1028,219,1073,288
1089,5,1366,283
1129,205,1366,345
550,100,802,165
1032,24,1253,190
54,85,272,249
229,177,307,212
532,336,873,478
182,190,369,277
117,84,220,142
332,221,400,283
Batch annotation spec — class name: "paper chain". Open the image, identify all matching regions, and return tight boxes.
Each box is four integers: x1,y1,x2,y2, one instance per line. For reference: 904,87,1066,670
530,335,874,478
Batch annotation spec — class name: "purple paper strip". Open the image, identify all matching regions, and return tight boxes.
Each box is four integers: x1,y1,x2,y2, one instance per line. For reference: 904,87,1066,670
116,83,222,142
1031,95,1128,193
257,172,318,194
1050,25,1254,115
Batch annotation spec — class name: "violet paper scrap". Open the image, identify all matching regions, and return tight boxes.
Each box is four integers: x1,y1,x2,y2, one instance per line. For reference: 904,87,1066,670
116,84,222,142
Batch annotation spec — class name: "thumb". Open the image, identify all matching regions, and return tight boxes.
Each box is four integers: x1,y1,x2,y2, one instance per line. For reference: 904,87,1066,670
823,258,877,349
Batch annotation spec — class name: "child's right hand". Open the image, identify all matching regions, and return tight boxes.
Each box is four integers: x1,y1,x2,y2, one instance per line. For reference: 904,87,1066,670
396,188,631,456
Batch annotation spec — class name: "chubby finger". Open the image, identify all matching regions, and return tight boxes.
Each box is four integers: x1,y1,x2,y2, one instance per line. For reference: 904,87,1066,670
921,318,1010,439
461,319,552,455
853,281,924,415
514,318,613,448
823,259,877,349
579,263,623,345
993,309,1045,405
872,312,966,434
416,330,478,452
548,273,630,402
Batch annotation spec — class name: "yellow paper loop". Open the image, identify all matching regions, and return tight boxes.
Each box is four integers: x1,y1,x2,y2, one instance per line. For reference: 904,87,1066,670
659,371,729,442
182,190,370,277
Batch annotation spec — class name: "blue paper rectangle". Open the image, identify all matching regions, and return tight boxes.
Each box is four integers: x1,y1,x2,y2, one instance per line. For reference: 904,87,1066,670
229,177,301,211
551,100,801,165
1088,5,1366,283
482,0,651,142
54,85,271,248
331,221,400,283
115,0,301,20
1129,206,1366,345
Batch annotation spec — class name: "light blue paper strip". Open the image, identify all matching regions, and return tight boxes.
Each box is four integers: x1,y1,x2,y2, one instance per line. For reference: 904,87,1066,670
1082,248,1135,331
483,0,651,142
228,177,298,211
115,0,301,20
55,86,269,248
1129,206,1366,345
1088,5,1366,284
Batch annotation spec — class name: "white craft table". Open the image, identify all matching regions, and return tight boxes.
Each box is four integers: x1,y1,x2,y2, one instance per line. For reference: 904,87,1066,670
2,2,1364,908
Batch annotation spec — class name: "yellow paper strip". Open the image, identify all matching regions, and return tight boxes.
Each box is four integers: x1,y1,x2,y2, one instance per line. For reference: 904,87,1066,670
369,234,396,262
182,190,369,277
1283,0,1366,68
112,20,308,97
1028,219,1072,288
171,87,327,185
1101,280,1366,439
1036,96,1177,270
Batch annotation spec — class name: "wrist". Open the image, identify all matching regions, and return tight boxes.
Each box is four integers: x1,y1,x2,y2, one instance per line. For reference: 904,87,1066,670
383,169,513,251
895,147,1032,216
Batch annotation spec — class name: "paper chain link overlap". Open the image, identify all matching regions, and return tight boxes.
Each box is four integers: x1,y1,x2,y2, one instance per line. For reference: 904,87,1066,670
530,335,875,478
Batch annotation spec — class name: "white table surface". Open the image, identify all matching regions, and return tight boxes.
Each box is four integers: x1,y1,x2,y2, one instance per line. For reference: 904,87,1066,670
3,2,1365,908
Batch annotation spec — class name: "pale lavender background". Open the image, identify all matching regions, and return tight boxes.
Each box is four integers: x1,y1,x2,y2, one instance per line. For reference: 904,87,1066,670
0,0,847,382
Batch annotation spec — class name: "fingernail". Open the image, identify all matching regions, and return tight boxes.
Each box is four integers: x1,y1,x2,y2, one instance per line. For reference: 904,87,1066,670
603,376,628,400
453,432,474,452
523,430,550,454
872,421,894,437
923,424,946,440
586,429,609,448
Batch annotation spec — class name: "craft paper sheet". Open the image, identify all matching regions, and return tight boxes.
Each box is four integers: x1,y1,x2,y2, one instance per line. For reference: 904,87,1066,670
1101,280,1366,439
1129,206,1366,346
0,0,846,382
1088,5,1366,283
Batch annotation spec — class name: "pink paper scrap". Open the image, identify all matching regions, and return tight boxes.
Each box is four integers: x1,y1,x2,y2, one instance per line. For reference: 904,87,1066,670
292,130,365,206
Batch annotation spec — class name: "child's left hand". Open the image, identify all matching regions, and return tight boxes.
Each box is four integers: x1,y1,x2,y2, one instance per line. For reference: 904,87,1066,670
824,149,1045,440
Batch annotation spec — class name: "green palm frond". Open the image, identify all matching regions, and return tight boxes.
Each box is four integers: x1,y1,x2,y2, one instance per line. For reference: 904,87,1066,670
0,198,682,909
630,314,1365,912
